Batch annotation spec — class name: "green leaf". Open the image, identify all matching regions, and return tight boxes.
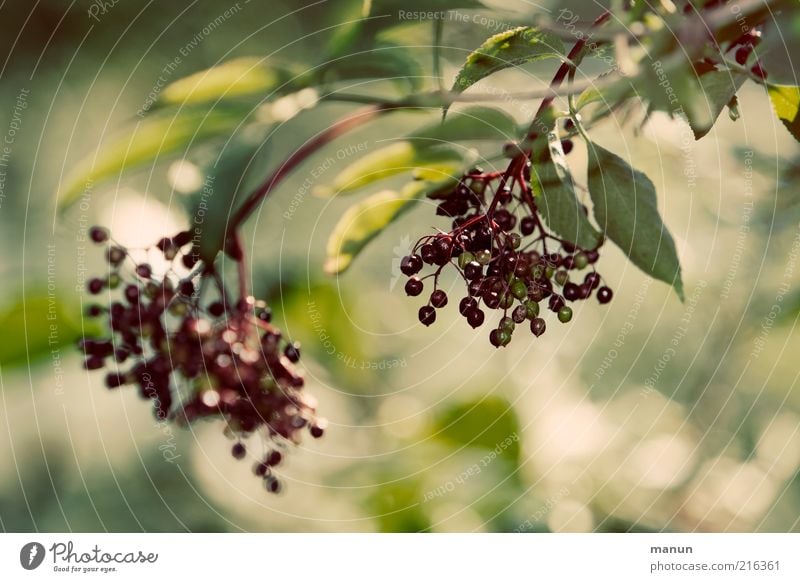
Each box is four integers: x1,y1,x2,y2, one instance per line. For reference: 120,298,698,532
192,139,263,265
447,27,564,114
319,44,423,90
325,177,456,274
432,396,520,466
586,143,684,299
689,70,748,139
640,63,747,139
159,57,285,108
316,107,510,197
314,142,463,197
767,84,800,143
0,294,87,368
410,106,518,143
58,108,244,210
532,136,601,250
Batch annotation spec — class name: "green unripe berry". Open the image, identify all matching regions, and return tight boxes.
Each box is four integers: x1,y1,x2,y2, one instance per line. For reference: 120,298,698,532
545,265,555,279
573,252,589,270
500,316,515,334
524,299,540,319
511,278,528,299
507,233,521,249
554,270,569,286
500,292,514,309
458,251,476,269
476,250,492,265
558,306,573,323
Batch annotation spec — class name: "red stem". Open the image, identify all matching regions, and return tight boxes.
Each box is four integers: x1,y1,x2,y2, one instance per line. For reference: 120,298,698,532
230,103,394,231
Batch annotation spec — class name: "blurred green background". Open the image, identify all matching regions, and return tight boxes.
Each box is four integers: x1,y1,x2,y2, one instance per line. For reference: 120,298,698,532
1,0,800,532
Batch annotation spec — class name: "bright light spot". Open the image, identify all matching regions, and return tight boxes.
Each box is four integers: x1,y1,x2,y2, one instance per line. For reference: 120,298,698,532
547,500,593,533
295,87,319,109
259,88,321,124
625,435,695,489
757,412,800,480
377,395,427,439
201,390,220,407
167,160,204,193
100,190,188,278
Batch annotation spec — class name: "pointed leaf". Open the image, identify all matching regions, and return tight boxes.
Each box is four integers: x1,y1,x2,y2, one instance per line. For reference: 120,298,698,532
447,27,564,113
410,106,518,143
325,177,456,274
690,70,748,139
314,142,463,197
160,57,285,108
192,139,264,265
58,108,244,210
320,44,423,91
768,84,800,143
586,143,684,299
532,136,601,250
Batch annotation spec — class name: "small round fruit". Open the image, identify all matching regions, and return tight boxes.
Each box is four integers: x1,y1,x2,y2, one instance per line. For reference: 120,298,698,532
430,289,448,308
597,286,613,304
530,317,546,337
467,308,485,329
419,306,436,326
89,226,109,243
231,443,246,459
405,277,424,297
401,254,423,276
558,306,573,323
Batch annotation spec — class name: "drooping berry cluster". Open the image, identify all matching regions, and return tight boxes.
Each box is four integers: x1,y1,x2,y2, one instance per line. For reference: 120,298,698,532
81,226,325,493
400,163,613,347
685,1,769,80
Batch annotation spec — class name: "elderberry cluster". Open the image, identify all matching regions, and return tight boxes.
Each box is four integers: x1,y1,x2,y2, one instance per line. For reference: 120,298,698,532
400,166,613,347
685,1,769,80
80,226,325,493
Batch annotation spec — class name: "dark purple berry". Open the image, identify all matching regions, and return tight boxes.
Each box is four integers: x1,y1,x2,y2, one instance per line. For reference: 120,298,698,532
400,254,423,276
179,281,194,296
87,278,104,295
232,442,246,459
520,216,536,236
420,243,437,264
208,302,225,317
467,308,485,328
584,272,601,289
459,297,477,315
419,306,436,326
89,226,109,243
563,283,580,301
266,450,283,466
84,355,104,370
405,277,424,297
464,261,482,280
597,286,613,304
135,264,152,279
430,290,448,308
106,246,125,266
548,294,565,313
284,342,300,363
530,317,546,337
